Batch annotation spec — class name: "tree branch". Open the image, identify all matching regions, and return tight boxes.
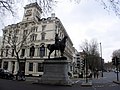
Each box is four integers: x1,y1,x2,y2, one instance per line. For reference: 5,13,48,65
0,0,14,15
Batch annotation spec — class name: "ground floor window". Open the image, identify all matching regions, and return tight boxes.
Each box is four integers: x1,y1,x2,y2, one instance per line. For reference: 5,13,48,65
29,63,33,71
3,61,8,70
37,63,43,72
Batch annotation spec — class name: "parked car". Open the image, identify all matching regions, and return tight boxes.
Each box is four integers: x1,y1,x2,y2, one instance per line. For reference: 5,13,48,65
0,68,14,80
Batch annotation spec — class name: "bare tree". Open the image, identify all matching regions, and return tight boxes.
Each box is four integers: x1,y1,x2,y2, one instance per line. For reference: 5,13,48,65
0,0,15,15
1,24,32,79
0,0,56,16
0,0,120,25
96,0,120,16
80,39,101,71
73,0,120,16
0,0,120,17
0,0,57,26
112,49,120,58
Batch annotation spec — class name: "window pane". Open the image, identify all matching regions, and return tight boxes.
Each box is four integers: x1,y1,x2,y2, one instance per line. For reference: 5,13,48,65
21,49,25,57
42,25,46,31
38,63,43,72
3,61,8,70
6,49,9,57
41,34,45,40
30,46,35,57
40,45,45,57
12,49,14,57
29,63,33,71
1,50,3,57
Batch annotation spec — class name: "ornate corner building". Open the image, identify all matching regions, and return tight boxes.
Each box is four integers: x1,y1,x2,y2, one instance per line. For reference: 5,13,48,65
0,2,74,76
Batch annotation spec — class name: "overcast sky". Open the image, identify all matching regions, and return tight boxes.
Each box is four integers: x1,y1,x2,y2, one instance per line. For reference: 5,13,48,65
0,0,120,63
54,0,120,63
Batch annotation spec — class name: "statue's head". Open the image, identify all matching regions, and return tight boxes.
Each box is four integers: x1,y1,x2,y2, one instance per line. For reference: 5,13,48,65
56,33,58,36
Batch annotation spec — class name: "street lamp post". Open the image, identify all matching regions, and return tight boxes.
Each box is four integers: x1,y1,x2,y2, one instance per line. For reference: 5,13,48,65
81,50,92,86
85,54,88,83
83,50,88,83
100,42,103,77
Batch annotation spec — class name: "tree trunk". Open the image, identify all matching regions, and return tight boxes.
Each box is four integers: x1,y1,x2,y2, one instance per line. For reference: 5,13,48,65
16,52,21,80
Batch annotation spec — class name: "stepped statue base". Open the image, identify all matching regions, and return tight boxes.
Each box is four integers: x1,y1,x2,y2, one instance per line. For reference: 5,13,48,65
38,57,72,86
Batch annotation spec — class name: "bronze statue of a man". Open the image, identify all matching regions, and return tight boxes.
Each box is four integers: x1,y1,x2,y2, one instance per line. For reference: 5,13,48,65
55,34,60,47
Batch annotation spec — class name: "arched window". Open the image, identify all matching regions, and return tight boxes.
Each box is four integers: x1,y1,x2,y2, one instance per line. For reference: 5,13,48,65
40,45,45,57
29,46,35,57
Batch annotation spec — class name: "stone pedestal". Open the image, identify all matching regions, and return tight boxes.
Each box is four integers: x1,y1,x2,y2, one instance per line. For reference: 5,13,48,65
39,57,72,86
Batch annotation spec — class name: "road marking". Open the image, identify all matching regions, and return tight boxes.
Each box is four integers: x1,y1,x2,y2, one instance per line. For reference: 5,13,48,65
94,85,104,88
